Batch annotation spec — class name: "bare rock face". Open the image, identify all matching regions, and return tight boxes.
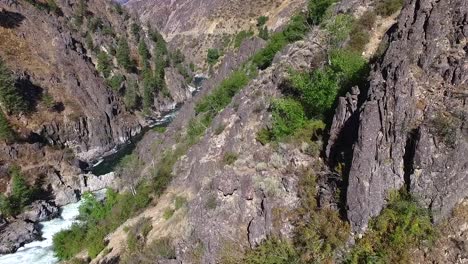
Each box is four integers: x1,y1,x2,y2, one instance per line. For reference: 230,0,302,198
327,0,468,233
0,220,39,254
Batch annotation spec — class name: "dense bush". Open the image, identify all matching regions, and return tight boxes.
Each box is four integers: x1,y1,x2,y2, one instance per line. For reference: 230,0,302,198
107,74,124,91
270,98,306,140
207,49,221,65
308,0,337,25
346,192,434,263
53,187,152,260
0,58,28,114
124,79,138,110
329,49,369,88
97,51,112,78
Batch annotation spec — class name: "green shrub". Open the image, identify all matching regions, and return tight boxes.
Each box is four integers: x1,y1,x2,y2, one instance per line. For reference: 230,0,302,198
124,79,138,110
375,0,404,17
346,191,434,263
430,112,460,147
116,38,134,71
288,68,339,118
270,98,306,140
207,49,221,65
256,128,273,145
163,208,175,220
257,16,269,27
107,74,124,91
97,51,112,78
308,0,337,25
0,166,34,216
174,196,187,210
0,110,14,141
223,152,238,165
348,25,370,53
0,58,28,114
252,33,287,70
323,14,354,47
234,30,254,48
329,49,369,88
53,223,86,260
258,27,269,41
195,70,249,115
243,238,299,264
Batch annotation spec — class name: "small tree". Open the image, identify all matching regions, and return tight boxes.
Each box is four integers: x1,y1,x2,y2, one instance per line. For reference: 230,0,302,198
116,38,133,71
97,51,111,78
207,49,220,65
124,79,138,110
257,16,269,27
308,0,337,25
259,26,269,40
0,58,27,114
0,110,14,141
138,40,150,68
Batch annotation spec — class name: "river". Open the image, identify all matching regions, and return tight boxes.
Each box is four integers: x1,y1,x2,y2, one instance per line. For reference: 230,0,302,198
0,78,205,264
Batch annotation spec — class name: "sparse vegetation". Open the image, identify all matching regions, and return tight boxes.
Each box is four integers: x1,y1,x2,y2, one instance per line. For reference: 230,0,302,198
430,112,460,147
0,110,14,141
223,152,238,165
308,0,338,25
117,38,134,71
376,0,404,17
234,30,254,48
107,74,125,91
244,238,299,264
346,191,434,263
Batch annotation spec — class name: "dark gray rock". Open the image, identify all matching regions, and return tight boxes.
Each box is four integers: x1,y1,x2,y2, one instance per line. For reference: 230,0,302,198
331,0,468,233
0,220,39,254
18,200,59,222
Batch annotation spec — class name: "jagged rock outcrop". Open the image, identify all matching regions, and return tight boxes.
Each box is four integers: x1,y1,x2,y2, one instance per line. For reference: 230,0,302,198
327,0,468,233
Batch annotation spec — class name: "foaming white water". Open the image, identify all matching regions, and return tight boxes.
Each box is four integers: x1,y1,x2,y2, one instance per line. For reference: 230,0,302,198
0,201,83,264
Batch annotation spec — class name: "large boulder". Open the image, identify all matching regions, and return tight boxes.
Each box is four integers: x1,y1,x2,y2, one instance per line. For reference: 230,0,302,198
18,200,59,222
0,220,39,254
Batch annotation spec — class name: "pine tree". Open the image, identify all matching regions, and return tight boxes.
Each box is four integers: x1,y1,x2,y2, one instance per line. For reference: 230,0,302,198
124,79,138,110
9,166,32,214
138,40,150,68
0,58,27,114
0,110,14,142
97,51,111,78
116,38,133,71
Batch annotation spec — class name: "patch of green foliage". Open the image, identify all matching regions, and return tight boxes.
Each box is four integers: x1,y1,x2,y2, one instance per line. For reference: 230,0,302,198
323,14,354,47
222,152,238,165
430,112,460,147
116,38,134,71
269,98,306,140
207,49,221,65
308,0,338,25
24,0,62,15
163,208,175,220
0,166,34,216
124,79,138,110
174,196,187,210
257,16,269,27
346,191,434,263
234,30,254,48
195,70,249,115
53,188,152,260
0,110,14,141
97,51,112,78
0,58,28,114
107,74,125,91
376,0,404,17
243,238,299,264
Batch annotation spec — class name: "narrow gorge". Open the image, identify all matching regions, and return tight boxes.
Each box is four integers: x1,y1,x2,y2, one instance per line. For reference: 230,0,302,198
0,0,466,263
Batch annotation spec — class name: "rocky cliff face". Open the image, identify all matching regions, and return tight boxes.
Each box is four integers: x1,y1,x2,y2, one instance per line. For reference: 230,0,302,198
125,0,305,66
0,0,193,202
328,0,468,233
